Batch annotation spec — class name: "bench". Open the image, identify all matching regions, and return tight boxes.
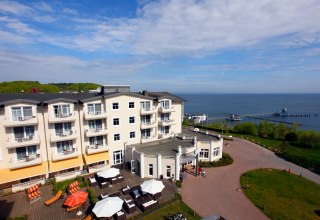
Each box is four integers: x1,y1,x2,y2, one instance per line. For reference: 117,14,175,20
44,190,63,206
141,200,158,212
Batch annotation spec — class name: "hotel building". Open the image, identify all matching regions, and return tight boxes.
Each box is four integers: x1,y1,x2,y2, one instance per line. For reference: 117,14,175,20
0,85,223,193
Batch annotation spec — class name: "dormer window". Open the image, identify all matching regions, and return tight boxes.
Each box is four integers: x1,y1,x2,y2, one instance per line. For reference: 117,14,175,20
53,105,71,118
12,106,33,121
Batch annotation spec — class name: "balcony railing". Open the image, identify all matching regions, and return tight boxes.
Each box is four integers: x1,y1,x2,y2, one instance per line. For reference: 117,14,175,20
141,135,156,143
85,127,108,137
84,110,107,120
48,113,76,123
6,135,40,149
158,106,175,113
88,163,108,173
52,148,80,161
55,170,82,182
158,119,175,126
4,115,38,127
140,121,157,129
8,154,42,169
12,178,45,193
86,145,109,155
50,130,77,142
140,106,157,115
159,132,175,139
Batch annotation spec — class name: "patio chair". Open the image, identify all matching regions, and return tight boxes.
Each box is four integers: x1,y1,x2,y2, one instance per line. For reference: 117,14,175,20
114,209,126,220
66,201,85,212
152,192,161,200
26,184,41,204
141,200,158,212
117,175,124,183
123,200,137,214
99,181,109,189
84,213,94,220
100,193,108,200
44,190,63,206
88,177,98,187
121,185,131,195
130,188,141,200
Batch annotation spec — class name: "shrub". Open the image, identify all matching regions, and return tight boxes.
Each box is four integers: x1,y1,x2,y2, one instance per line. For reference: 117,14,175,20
176,180,182,188
199,153,233,167
52,176,88,195
87,187,98,205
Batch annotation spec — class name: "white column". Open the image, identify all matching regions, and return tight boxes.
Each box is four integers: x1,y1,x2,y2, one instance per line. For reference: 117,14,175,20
219,138,223,159
131,147,136,160
193,136,197,148
175,152,180,181
157,154,162,178
210,141,214,162
140,152,145,178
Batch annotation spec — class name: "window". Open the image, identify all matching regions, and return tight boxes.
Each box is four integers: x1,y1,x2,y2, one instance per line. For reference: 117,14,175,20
88,119,103,130
129,116,135,124
89,136,103,146
129,102,134,109
112,103,119,110
160,100,170,109
56,141,73,154
149,164,153,176
199,149,209,159
141,115,151,124
114,134,120,141
141,129,151,138
16,146,37,160
213,147,220,157
113,150,123,165
87,103,102,115
113,118,120,126
12,106,33,121
166,166,171,178
161,113,170,121
130,131,135,139
140,101,151,110
53,105,71,118
160,126,170,134
55,122,72,136
14,126,35,141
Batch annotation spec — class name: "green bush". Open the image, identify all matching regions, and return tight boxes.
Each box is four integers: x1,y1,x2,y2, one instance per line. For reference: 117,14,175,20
199,153,233,168
176,180,182,188
87,187,98,205
52,176,88,195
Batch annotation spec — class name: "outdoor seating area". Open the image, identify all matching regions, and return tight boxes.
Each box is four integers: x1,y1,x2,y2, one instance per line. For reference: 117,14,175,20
0,169,177,220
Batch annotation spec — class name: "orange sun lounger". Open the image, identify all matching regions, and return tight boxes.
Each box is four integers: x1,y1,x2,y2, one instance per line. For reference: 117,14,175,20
44,190,63,206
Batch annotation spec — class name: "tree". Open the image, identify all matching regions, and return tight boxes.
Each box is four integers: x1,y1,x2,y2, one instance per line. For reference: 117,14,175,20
258,120,272,138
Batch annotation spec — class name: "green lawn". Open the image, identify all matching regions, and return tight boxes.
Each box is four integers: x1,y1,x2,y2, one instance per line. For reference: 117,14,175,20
141,200,201,220
241,169,320,220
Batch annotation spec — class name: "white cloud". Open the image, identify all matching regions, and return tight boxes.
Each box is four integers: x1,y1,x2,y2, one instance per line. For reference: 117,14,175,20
63,8,79,16
0,0,32,15
33,2,54,12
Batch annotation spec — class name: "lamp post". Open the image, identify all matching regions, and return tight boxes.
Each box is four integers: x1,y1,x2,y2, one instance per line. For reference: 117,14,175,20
194,149,201,176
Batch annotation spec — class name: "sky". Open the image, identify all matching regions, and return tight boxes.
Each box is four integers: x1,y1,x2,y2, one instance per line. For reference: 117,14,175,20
0,0,320,93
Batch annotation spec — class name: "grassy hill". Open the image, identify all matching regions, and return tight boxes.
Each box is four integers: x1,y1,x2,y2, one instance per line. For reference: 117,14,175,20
0,81,101,93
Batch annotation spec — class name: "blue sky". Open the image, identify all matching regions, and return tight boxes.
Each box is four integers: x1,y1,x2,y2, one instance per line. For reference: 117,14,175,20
0,0,320,93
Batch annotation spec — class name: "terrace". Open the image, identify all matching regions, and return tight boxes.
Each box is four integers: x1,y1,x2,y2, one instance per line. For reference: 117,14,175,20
0,169,177,219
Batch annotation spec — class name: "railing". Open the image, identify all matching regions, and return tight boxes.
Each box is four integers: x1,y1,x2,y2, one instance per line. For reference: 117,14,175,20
52,148,79,161
140,106,157,114
88,111,103,115
54,113,72,118
8,154,42,169
4,115,38,127
86,145,108,154
13,115,35,121
55,169,79,178
12,178,45,193
55,130,74,137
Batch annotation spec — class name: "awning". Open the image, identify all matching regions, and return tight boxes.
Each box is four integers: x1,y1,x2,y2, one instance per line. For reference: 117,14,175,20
84,152,109,165
49,156,84,173
0,162,47,184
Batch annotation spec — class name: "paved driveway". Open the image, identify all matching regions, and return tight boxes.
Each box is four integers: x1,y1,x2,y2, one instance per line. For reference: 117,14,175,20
181,137,320,220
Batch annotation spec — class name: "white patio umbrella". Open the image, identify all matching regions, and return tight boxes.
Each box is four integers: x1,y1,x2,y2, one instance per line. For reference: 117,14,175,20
97,167,120,179
92,196,123,218
140,179,165,195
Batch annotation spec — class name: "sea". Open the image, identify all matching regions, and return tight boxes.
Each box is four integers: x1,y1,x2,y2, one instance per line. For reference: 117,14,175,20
177,94,320,131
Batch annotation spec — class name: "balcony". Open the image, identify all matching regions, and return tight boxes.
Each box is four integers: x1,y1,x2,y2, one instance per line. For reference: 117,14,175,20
158,106,175,113
140,121,157,129
52,148,80,161
8,154,42,170
158,119,176,126
50,130,77,142
48,113,77,123
86,145,109,155
6,135,40,149
85,128,108,137
140,106,157,115
141,135,156,143
4,116,38,127
84,111,107,120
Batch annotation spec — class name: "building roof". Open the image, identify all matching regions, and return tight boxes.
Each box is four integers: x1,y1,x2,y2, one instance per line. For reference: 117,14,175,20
0,90,184,106
129,129,219,157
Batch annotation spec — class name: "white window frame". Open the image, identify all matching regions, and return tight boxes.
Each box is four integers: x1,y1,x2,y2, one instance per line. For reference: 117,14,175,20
199,149,209,159
11,106,33,121
114,133,120,142
166,166,171,178
87,103,102,115
112,102,119,110
113,118,120,126
129,131,135,139
160,100,170,109
213,147,220,157
129,116,135,124
113,150,123,165
129,102,135,109
148,164,153,176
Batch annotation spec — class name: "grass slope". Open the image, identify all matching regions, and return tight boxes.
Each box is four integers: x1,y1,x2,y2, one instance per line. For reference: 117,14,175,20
241,169,320,220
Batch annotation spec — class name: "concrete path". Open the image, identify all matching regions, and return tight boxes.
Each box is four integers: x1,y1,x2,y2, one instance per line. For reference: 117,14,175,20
181,137,320,220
